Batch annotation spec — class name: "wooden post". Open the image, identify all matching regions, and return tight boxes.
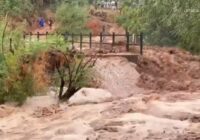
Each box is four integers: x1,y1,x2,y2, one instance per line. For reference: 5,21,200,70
140,32,143,55
80,33,83,51
9,38,12,50
37,32,40,41
100,32,103,47
89,32,92,48
126,31,130,51
23,33,26,40
46,32,48,41
71,33,74,48
9,38,14,54
23,33,26,47
112,32,115,46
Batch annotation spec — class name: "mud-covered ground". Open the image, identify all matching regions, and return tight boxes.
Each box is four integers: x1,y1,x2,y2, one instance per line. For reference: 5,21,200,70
137,47,200,91
1,47,200,140
0,90,200,140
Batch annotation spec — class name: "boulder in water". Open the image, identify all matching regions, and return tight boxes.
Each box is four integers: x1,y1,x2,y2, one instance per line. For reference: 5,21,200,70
68,88,112,105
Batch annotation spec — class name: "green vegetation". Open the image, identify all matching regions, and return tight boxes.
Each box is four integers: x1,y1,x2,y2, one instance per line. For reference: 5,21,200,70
0,5,92,105
118,0,200,53
0,17,36,105
0,0,199,106
55,51,96,100
55,2,89,34
0,0,34,17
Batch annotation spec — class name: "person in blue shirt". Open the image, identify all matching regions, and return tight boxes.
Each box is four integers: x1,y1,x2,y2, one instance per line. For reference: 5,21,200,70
39,17,45,28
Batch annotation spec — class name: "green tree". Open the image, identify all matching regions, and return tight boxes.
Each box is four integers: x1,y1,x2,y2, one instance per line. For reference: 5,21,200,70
118,0,200,53
56,3,89,34
0,0,34,17
0,19,35,105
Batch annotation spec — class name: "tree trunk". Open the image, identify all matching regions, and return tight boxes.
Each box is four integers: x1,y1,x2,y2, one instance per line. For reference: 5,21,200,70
59,78,65,100
62,86,80,101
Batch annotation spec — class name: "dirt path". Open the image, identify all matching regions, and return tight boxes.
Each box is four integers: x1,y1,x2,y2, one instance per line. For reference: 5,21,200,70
30,24,56,34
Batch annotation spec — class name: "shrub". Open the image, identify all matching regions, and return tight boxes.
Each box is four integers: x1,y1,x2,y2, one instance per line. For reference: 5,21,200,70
56,3,89,34
0,54,7,103
0,48,36,105
0,17,48,105
55,50,96,101
3,73,35,105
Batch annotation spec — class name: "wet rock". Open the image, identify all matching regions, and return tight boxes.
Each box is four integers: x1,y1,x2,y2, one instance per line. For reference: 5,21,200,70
68,88,112,105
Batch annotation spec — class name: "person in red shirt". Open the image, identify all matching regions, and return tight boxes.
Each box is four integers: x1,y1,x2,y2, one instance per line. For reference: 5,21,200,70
48,18,53,30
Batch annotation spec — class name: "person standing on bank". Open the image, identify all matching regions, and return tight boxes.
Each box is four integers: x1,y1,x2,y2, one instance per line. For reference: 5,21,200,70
39,17,45,28
48,18,53,30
